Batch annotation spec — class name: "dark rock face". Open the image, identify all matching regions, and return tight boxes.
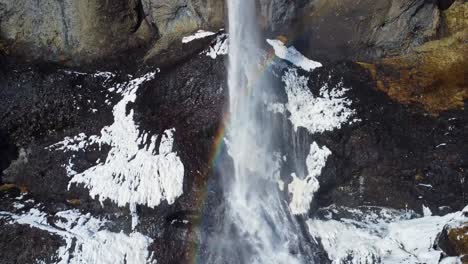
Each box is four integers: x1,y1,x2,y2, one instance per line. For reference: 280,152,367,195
303,62,467,214
257,0,308,33
0,62,117,199
0,187,63,264
288,0,442,61
0,130,17,181
0,221,62,264
0,38,227,263
265,61,467,216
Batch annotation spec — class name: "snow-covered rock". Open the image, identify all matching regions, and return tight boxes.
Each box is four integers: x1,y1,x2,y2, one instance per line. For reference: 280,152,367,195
266,39,322,71
0,208,155,264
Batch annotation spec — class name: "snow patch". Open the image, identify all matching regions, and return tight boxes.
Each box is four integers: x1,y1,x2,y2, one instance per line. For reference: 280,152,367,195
48,72,185,229
182,30,216,43
307,207,465,264
266,39,322,71
205,34,228,59
0,208,155,264
288,142,331,215
47,133,100,152
423,205,433,216
280,69,356,134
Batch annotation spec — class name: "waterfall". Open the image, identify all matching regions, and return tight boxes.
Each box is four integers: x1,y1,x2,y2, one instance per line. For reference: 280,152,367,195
217,1,313,263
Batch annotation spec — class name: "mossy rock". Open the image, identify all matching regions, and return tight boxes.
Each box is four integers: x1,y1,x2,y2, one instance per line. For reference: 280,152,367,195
358,1,467,115
437,223,468,257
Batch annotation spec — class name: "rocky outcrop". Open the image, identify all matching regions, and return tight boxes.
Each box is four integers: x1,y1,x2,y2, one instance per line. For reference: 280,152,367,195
285,0,444,61
0,37,227,264
142,0,224,60
265,61,467,215
359,0,467,114
0,0,224,65
0,0,150,64
435,207,468,262
1,0,456,65
256,0,306,33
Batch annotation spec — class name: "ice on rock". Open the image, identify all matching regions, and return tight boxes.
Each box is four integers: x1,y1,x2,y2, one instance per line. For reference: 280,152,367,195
48,72,185,229
205,33,228,59
307,208,464,264
280,69,356,134
182,30,216,43
289,142,331,215
0,208,155,264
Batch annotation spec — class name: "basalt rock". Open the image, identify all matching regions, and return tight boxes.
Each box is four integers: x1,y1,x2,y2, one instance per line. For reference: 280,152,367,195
0,39,227,263
267,61,467,216
314,62,467,215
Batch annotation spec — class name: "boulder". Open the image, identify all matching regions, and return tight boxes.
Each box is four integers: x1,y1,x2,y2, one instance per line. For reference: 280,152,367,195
436,207,468,260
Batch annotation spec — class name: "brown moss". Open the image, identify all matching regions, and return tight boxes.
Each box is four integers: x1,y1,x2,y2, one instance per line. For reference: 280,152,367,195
442,0,468,35
276,35,288,44
414,173,425,181
358,2,468,115
19,186,28,193
66,199,81,206
0,184,18,191
448,225,468,255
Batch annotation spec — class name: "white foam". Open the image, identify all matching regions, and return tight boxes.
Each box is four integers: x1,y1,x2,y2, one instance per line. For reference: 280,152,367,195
288,142,331,215
182,30,216,43
266,39,322,71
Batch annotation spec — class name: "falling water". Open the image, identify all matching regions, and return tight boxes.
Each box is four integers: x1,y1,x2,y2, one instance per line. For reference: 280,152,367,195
218,1,315,263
